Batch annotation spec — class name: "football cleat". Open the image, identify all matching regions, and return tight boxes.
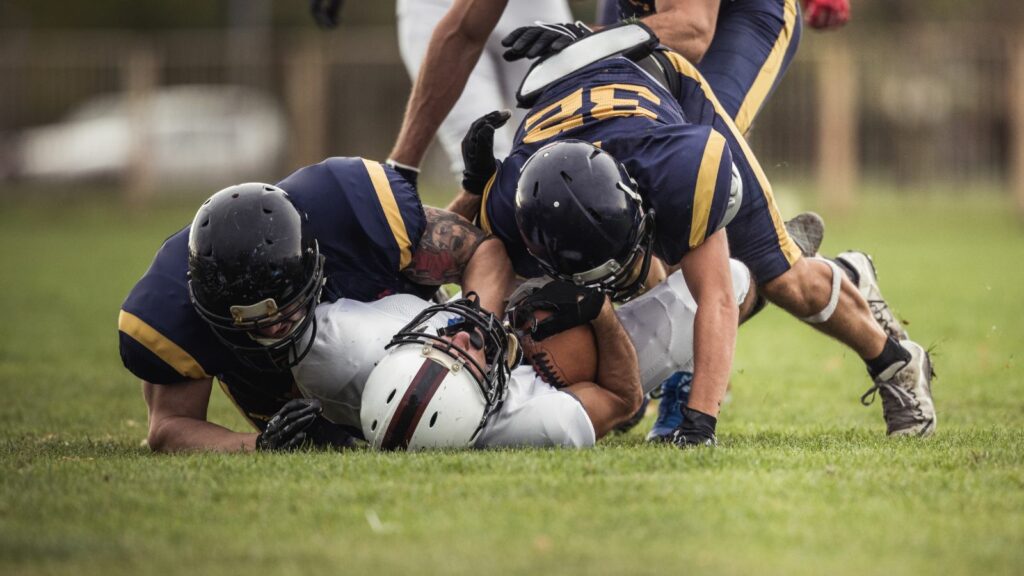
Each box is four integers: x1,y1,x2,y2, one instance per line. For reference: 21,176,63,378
646,371,693,442
835,250,909,341
861,340,936,437
784,211,826,257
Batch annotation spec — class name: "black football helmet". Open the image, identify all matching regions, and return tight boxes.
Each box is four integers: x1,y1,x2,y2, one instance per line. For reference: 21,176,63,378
514,140,654,301
187,183,326,371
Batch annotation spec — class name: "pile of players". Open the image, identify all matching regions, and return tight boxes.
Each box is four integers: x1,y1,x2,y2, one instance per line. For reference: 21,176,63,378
119,0,934,454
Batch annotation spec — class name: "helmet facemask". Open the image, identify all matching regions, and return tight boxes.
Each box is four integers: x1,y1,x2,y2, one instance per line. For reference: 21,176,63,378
189,250,326,372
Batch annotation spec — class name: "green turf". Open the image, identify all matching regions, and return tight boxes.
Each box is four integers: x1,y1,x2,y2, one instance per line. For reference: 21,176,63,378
0,186,1022,576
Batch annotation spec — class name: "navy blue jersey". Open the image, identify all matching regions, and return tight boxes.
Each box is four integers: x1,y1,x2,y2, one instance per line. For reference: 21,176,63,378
118,157,427,429
481,57,734,276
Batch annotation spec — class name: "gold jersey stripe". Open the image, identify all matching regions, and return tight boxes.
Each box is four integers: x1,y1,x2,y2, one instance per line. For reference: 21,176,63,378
690,130,727,248
734,0,799,135
118,310,210,380
479,171,499,235
665,52,802,265
362,159,414,269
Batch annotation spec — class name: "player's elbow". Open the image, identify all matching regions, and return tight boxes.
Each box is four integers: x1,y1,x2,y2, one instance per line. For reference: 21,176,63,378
146,416,182,453
655,10,716,63
623,381,645,421
611,376,645,426
146,423,172,453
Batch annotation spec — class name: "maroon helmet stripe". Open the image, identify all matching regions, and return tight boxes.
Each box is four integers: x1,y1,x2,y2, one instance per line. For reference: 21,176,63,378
380,359,450,450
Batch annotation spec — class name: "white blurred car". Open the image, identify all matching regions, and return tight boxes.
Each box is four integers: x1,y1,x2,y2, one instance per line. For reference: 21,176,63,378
13,85,286,183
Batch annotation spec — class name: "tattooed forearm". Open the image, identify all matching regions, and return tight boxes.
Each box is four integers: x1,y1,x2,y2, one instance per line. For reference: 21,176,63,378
403,207,490,285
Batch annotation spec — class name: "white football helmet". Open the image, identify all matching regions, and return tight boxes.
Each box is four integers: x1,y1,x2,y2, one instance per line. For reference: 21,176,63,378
361,296,521,451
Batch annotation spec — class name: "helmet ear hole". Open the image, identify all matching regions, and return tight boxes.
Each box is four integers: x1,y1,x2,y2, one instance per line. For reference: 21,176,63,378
370,419,378,431
386,389,397,403
429,412,439,428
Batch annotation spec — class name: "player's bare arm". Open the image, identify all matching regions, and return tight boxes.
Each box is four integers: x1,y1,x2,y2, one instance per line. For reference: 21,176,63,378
143,378,257,453
564,298,644,439
446,190,483,222
388,0,509,168
677,229,737,419
403,206,514,314
643,0,721,64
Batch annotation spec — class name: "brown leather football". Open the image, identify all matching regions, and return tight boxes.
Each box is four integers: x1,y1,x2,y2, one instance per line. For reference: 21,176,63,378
518,309,598,388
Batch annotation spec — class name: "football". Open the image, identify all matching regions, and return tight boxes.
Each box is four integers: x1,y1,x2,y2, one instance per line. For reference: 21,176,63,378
517,309,598,388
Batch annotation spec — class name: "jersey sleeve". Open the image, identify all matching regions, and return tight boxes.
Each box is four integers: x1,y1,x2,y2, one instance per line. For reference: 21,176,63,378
605,124,734,264
117,228,216,384
480,155,547,279
279,157,428,302
355,159,426,272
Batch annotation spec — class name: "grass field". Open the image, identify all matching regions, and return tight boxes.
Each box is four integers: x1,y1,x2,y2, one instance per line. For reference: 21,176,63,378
0,185,1022,575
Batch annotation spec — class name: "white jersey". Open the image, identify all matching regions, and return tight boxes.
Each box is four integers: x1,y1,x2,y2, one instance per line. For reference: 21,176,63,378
396,0,574,177
293,294,595,449
293,259,751,449
617,260,752,395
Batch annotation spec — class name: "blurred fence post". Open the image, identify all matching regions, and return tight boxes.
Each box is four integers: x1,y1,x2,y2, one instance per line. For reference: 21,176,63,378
1011,36,1024,218
285,37,327,170
123,46,159,204
816,38,857,212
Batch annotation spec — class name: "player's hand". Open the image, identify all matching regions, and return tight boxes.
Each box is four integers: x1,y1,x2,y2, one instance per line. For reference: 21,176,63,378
461,110,511,196
501,21,594,62
509,279,607,341
670,407,718,448
310,0,345,29
803,0,849,30
386,159,420,188
256,398,322,451
304,417,358,450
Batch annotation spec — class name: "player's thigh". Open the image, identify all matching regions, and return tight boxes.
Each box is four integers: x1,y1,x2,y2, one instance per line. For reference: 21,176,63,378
726,193,802,286
698,0,802,133
617,262,750,395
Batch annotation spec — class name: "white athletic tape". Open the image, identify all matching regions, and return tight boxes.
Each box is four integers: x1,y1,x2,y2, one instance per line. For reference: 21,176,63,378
800,258,842,324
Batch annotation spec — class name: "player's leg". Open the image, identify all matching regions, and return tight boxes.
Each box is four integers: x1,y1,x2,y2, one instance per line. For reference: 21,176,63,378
698,0,802,134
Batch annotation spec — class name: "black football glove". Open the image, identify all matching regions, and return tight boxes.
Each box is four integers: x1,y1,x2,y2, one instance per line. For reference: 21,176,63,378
304,417,358,450
256,398,322,451
310,0,345,29
509,279,606,342
461,110,511,195
670,406,718,448
386,159,420,188
501,21,594,62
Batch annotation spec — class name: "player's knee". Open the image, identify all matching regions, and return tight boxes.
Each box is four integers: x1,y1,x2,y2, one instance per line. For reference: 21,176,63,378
760,259,831,318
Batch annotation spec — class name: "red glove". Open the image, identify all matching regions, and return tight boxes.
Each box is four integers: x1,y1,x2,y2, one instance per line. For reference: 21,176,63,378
803,0,850,30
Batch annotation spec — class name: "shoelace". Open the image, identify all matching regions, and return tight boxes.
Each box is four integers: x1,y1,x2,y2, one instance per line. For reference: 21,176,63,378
860,378,915,407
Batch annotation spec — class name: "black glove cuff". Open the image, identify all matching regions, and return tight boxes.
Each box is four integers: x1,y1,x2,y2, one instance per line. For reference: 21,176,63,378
462,160,497,196
680,406,718,440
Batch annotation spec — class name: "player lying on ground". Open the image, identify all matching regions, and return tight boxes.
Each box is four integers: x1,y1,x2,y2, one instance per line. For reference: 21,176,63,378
119,159,514,453
291,259,757,449
450,22,935,446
